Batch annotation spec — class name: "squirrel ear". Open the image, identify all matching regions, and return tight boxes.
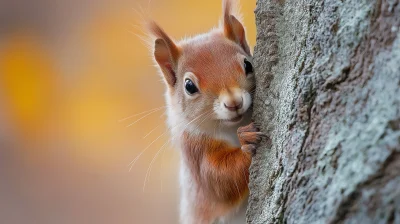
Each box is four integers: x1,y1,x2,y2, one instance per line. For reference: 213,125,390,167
148,22,181,87
222,0,251,55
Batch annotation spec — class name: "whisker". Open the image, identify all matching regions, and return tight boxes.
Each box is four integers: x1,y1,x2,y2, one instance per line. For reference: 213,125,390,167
185,110,212,127
128,110,201,170
213,118,218,137
158,110,210,191
129,30,153,49
142,110,212,191
143,138,171,192
118,106,166,122
132,6,145,22
159,111,167,118
130,23,146,35
159,145,170,193
192,111,213,131
128,131,167,171
162,146,178,192
143,124,162,139
147,0,153,13
126,107,165,127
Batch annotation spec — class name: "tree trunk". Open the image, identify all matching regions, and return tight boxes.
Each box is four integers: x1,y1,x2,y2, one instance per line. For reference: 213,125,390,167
248,0,400,223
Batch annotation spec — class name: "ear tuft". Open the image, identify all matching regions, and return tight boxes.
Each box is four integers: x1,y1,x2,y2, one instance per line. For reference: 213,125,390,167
222,0,251,55
147,21,181,87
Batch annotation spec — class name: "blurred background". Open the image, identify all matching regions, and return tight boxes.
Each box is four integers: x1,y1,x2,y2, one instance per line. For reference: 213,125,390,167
0,0,255,223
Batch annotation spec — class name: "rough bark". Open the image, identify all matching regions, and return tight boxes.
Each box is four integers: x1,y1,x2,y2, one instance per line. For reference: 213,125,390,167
248,0,400,223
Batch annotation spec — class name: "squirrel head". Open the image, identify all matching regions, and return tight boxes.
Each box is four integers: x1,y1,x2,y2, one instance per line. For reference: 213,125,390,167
148,0,254,132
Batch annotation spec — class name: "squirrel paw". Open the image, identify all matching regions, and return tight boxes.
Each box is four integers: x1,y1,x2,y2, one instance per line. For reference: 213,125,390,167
237,122,266,155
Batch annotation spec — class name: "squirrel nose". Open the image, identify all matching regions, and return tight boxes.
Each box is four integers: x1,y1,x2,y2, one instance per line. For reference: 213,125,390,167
224,99,243,111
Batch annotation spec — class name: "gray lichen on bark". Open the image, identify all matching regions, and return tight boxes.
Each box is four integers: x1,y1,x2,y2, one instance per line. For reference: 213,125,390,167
248,0,400,223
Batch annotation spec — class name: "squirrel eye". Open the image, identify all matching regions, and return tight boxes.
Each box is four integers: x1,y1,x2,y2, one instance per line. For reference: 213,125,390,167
244,58,254,75
185,78,199,95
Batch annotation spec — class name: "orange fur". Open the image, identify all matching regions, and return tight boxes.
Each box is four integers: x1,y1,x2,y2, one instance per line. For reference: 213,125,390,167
146,0,261,223
179,32,248,94
181,131,253,223
182,132,251,204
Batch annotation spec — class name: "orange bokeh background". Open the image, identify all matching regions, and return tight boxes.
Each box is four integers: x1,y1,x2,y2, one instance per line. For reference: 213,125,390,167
0,0,255,223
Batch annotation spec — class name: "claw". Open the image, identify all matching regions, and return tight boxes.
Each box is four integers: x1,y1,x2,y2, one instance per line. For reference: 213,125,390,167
253,122,261,128
241,144,257,155
255,132,268,138
237,122,268,149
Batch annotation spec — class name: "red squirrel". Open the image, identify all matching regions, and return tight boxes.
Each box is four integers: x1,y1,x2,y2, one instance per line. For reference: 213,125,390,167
147,0,263,223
